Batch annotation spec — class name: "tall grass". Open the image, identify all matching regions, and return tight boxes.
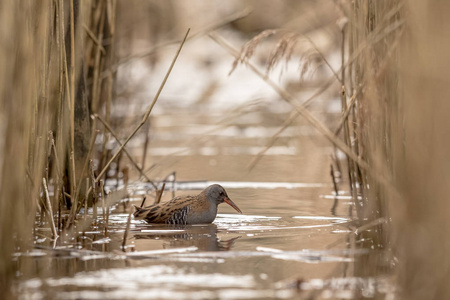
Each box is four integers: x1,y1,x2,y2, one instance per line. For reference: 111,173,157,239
223,0,450,298
346,0,403,281
0,2,52,297
350,1,450,298
0,1,116,298
393,2,450,299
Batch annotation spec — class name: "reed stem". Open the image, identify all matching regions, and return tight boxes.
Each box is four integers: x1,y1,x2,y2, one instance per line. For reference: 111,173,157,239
43,178,58,239
95,29,190,182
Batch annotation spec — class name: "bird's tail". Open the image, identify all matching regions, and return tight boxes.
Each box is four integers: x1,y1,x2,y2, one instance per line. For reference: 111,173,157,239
132,205,146,219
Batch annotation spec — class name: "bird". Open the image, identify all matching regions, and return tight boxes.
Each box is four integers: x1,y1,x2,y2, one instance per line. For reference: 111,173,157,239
133,184,242,225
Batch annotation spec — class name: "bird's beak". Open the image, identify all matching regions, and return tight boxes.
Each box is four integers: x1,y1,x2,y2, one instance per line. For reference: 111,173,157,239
224,197,242,214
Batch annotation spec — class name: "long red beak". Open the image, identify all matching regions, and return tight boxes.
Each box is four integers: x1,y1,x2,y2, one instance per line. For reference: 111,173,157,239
224,197,242,214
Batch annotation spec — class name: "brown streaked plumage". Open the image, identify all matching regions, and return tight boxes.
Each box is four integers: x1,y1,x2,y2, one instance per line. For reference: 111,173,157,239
133,184,242,225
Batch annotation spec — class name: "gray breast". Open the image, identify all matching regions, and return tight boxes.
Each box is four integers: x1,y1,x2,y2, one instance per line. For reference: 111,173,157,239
186,204,218,224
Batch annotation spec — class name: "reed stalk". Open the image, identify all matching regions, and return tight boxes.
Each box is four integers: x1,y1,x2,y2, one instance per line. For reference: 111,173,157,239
43,178,58,239
95,28,190,182
122,210,132,251
89,159,98,223
84,178,89,220
0,2,50,297
100,180,106,230
154,183,166,204
94,113,157,187
69,0,77,210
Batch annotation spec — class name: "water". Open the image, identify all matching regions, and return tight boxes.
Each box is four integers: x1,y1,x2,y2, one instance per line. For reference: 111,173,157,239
14,33,393,299
16,175,391,299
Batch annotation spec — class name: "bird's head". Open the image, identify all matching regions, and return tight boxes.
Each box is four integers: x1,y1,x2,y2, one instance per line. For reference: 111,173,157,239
205,184,242,214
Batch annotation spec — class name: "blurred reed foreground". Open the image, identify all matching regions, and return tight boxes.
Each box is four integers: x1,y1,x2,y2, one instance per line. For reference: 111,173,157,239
0,1,450,299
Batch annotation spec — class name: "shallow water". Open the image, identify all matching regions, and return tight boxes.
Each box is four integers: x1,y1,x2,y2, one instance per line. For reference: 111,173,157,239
16,179,391,299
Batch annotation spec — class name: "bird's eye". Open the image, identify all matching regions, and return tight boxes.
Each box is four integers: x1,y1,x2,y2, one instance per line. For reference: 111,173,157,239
219,191,224,196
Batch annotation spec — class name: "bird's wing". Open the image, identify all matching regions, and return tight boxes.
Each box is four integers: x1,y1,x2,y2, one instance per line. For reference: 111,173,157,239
166,206,190,225
132,195,198,224
165,195,196,206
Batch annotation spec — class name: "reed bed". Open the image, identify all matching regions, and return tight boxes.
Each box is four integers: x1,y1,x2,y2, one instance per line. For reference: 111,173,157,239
0,1,138,296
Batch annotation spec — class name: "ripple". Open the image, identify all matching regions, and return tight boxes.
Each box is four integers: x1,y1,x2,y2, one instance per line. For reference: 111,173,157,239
20,266,259,300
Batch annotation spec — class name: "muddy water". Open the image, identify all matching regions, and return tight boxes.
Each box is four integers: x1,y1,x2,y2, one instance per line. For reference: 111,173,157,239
18,187,360,299
15,38,392,299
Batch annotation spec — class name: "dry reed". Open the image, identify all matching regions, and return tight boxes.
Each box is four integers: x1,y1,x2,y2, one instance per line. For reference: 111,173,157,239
212,1,450,298
235,1,450,298
0,1,152,296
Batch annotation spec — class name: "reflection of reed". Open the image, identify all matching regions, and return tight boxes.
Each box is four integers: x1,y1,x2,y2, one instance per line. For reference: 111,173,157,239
134,224,240,251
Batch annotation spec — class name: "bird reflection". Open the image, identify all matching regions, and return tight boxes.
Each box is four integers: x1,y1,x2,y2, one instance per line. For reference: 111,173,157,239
133,223,240,251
